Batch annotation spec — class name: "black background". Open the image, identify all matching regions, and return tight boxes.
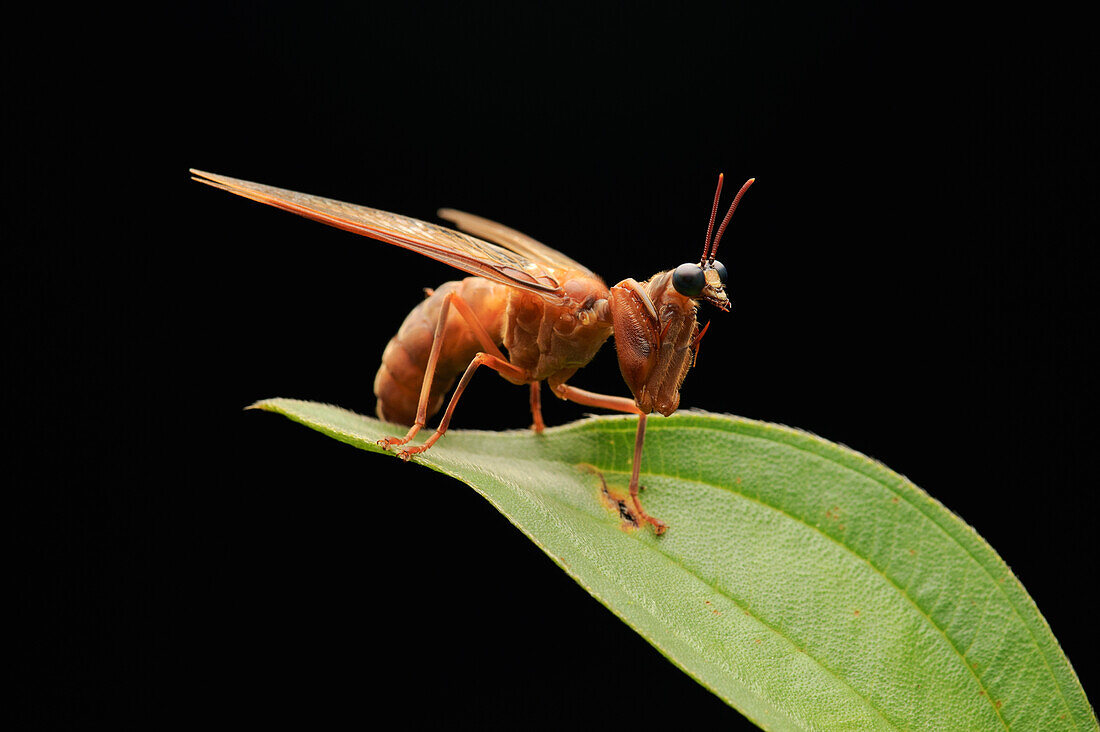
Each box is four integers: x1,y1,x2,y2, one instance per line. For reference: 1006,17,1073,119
9,2,1097,729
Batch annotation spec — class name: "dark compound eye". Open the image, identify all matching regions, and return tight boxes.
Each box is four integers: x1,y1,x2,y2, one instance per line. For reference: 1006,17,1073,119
711,259,728,285
672,263,706,297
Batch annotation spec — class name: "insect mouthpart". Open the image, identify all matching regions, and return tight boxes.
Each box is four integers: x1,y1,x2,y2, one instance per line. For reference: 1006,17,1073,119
701,266,731,311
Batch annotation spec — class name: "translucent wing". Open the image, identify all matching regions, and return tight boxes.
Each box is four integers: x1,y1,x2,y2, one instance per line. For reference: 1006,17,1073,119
437,208,595,277
190,170,568,300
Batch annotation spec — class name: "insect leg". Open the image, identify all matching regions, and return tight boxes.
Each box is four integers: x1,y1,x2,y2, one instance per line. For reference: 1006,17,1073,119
625,414,666,534
379,290,506,450
529,382,545,433
548,382,642,415
395,353,525,460
548,379,666,534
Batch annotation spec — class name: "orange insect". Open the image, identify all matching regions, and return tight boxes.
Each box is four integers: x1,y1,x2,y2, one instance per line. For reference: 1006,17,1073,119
192,169,754,533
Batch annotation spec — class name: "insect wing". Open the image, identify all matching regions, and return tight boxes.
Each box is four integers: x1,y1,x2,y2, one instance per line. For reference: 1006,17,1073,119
437,208,596,278
190,170,567,300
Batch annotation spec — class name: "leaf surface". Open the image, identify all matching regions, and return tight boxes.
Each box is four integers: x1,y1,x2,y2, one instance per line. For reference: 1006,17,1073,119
251,398,1095,731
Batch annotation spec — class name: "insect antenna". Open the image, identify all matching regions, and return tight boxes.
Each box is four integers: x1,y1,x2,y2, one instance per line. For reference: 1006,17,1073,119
707,177,756,264
701,173,725,265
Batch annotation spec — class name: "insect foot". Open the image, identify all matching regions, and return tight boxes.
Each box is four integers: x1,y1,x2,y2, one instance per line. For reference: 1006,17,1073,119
634,493,669,535
377,436,407,450
397,445,430,461
627,484,668,535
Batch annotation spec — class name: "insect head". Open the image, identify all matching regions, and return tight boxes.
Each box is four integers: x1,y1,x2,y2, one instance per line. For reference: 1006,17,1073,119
671,175,755,311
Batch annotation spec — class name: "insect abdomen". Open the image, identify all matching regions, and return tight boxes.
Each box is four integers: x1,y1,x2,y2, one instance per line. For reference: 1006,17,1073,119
373,277,508,426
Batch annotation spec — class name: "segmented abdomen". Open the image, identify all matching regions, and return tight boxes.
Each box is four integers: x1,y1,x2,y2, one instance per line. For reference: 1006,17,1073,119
373,277,508,426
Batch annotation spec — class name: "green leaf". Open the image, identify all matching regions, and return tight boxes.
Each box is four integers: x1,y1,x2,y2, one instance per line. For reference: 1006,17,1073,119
251,398,1095,731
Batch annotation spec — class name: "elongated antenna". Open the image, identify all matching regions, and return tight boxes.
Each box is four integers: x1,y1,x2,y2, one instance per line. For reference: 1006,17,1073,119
701,173,724,265
707,177,755,263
